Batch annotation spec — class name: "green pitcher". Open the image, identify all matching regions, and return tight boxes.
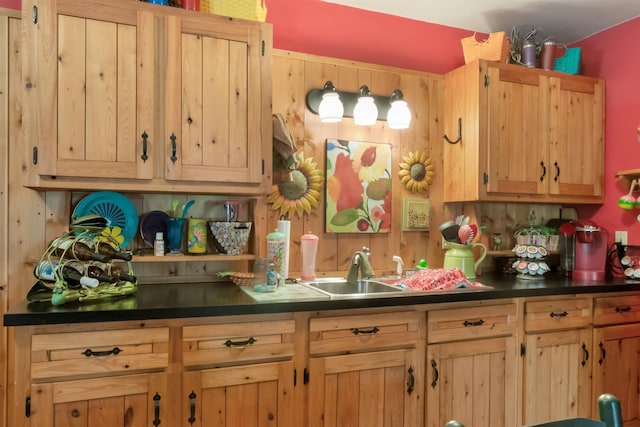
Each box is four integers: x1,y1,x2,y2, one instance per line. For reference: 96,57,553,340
443,241,487,280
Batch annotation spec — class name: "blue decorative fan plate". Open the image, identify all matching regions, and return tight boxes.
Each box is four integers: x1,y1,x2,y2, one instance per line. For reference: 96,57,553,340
72,191,139,247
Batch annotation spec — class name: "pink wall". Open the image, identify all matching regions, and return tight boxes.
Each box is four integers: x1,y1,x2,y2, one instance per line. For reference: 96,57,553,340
3,0,639,243
574,17,640,244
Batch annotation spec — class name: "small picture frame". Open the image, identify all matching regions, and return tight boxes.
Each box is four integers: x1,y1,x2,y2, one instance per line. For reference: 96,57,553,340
402,198,431,231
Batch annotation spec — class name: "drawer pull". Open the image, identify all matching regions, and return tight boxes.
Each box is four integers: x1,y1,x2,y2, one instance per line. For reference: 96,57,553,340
549,311,568,318
581,343,589,367
430,359,439,389
615,305,632,313
351,327,380,335
463,319,485,327
153,393,161,427
188,391,196,425
224,337,256,347
407,366,415,395
82,347,121,357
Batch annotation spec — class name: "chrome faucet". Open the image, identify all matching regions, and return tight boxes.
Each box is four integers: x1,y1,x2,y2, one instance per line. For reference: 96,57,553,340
346,247,375,284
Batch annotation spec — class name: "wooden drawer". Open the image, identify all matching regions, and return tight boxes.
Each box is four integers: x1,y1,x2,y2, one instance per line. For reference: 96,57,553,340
31,327,169,382
309,311,420,356
524,297,591,332
182,319,295,368
427,303,517,343
593,294,640,326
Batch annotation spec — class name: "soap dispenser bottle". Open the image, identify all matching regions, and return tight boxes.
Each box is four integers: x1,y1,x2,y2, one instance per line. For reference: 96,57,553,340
300,231,319,281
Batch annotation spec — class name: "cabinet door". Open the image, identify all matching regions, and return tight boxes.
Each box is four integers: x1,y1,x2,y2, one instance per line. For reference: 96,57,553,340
182,361,295,427
308,348,423,427
547,75,604,199
592,324,640,426
522,329,592,425
24,0,155,180
426,336,517,427
163,13,266,185
28,372,176,427
485,65,547,197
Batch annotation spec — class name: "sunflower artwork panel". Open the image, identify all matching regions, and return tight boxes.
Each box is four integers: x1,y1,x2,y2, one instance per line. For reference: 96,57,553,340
325,139,392,234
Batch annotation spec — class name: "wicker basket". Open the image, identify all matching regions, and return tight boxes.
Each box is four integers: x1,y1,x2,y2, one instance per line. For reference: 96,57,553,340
229,272,258,286
200,0,267,22
553,47,581,75
461,32,511,64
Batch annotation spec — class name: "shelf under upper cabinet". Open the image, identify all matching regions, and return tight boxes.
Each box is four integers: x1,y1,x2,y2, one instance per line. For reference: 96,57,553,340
131,254,256,263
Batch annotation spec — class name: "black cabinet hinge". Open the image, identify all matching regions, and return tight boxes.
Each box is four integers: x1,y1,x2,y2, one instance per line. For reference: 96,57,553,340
25,395,31,417
262,159,265,175
520,343,526,356
261,40,265,56
32,146,38,165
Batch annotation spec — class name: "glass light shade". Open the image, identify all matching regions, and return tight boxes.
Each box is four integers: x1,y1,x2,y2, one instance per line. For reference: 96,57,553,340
318,92,344,123
353,96,378,126
387,99,411,129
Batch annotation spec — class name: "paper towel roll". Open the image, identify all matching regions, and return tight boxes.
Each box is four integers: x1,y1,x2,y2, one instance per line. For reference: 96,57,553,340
277,219,291,285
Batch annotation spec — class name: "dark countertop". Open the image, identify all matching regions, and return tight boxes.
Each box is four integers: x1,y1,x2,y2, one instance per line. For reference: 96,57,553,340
5,274,640,327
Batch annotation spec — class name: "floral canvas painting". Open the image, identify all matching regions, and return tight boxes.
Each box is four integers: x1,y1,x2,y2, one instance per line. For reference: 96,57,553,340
325,139,392,233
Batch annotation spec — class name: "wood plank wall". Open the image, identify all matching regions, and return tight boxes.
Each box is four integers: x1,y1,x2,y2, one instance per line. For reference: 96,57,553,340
268,50,445,278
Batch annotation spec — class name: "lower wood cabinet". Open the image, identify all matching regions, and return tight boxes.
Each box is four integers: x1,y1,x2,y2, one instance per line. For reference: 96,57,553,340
521,297,593,425
308,349,421,427
10,292,640,427
182,361,295,427
28,372,178,427
426,302,518,427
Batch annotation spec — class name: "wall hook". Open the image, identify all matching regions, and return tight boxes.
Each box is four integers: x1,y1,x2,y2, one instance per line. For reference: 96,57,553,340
444,118,462,144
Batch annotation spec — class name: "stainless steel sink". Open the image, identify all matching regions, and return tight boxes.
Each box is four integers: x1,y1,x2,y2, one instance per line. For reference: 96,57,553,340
300,278,404,298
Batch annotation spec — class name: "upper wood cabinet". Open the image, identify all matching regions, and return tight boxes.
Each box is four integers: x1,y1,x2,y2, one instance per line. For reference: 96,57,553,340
443,60,604,203
22,0,272,195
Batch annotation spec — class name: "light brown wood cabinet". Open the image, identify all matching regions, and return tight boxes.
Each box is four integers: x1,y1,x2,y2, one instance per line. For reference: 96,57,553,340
11,294,640,427
443,60,604,203
592,295,640,426
521,297,593,425
307,311,425,427
425,302,519,427
22,0,272,195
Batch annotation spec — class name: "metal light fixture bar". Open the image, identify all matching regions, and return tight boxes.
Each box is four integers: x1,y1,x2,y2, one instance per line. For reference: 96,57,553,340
306,85,393,121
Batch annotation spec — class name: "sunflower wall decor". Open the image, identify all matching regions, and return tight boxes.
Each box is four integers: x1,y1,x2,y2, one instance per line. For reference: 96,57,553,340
325,139,392,234
265,154,323,219
398,151,434,193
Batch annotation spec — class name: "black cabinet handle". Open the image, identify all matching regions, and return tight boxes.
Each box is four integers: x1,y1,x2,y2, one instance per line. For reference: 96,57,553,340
549,311,568,318
351,326,379,335
170,133,177,163
431,359,439,389
303,367,309,385
598,342,606,365
153,393,161,426
188,391,196,425
444,117,462,144
615,306,631,313
463,319,485,327
540,161,547,182
554,161,560,182
82,347,121,357
581,343,589,367
141,131,149,162
407,366,415,395
224,337,256,347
